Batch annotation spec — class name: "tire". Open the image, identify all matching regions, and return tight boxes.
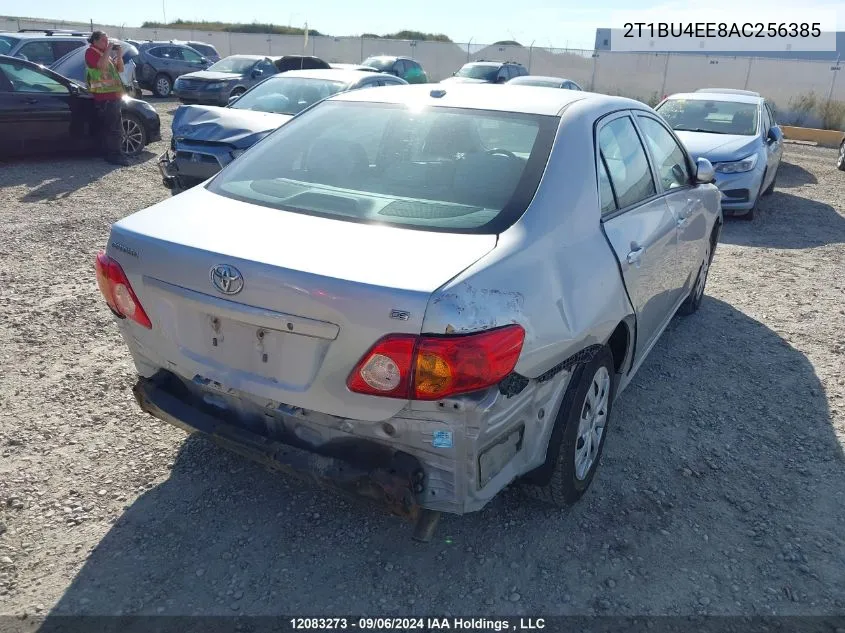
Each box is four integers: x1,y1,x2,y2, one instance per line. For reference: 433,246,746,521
120,113,147,157
521,346,616,508
677,234,713,316
153,73,172,98
837,141,845,172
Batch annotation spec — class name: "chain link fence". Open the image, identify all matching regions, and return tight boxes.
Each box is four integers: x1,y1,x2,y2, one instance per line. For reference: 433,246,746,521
5,16,843,129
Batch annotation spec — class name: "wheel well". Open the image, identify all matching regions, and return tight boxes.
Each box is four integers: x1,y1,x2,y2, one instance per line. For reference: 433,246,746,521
607,322,630,375
710,219,722,253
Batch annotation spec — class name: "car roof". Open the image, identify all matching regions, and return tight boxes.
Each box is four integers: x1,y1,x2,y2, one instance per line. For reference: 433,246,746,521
666,91,762,104
0,31,88,40
328,83,646,116
268,68,383,83
223,54,266,60
696,88,760,97
511,75,572,83
331,63,379,71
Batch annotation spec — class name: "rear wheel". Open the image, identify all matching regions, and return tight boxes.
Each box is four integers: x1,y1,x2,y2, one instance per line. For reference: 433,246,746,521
229,87,246,100
521,347,615,507
837,141,845,171
153,73,172,97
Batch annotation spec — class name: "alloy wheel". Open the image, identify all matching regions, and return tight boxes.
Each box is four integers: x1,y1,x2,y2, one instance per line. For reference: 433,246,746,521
121,118,144,156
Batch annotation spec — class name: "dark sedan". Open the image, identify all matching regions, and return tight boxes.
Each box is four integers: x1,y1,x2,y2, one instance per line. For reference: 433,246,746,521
0,54,161,158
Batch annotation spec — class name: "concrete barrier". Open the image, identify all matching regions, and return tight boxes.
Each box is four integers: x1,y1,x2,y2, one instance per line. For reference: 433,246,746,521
781,125,845,148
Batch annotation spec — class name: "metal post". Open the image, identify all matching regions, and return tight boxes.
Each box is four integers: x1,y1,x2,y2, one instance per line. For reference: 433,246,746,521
590,52,598,92
659,52,670,99
824,56,841,127
467,37,473,63
743,57,754,90
527,40,535,73
360,36,364,62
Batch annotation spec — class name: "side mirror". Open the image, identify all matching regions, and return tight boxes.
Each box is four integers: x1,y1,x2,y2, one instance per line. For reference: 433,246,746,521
496,76,507,83
228,94,241,105
767,126,782,144
251,68,263,78
68,83,80,96
200,57,208,65
695,157,716,184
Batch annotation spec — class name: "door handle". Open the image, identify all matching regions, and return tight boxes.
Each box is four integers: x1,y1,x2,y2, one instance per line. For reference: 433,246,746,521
626,246,644,266
24,97,37,104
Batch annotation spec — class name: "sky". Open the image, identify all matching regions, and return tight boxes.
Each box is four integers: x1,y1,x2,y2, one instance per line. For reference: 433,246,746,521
4,0,843,48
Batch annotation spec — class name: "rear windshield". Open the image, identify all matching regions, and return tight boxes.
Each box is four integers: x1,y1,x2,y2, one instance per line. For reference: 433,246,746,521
512,78,561,88
208,101,558,234
191,43,216,57
456,64,498,81
231,76,346,115
208,56,258,74
656,98,759,136
0,36,19,55
362,56,393,71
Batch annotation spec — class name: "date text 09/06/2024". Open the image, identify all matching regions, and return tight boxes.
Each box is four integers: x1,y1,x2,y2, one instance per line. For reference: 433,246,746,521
289,618,547,631
622,22,822,38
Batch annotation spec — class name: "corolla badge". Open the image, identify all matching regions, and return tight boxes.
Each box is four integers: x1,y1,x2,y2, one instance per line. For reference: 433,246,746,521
210,264,244,295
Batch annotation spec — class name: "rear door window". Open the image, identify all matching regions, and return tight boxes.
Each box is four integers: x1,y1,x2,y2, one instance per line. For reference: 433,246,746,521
598,116,657,209
635,115,690,191
16,41,55,65
51,40,85,61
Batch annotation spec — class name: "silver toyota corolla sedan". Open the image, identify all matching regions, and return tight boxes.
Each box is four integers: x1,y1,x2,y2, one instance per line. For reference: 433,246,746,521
655,89,784,220
95,84,722,540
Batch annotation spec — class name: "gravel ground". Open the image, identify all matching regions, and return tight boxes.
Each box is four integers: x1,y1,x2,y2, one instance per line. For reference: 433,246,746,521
0,100,844,622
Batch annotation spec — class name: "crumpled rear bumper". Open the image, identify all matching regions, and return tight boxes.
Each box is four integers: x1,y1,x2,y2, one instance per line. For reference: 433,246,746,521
132,371,424,523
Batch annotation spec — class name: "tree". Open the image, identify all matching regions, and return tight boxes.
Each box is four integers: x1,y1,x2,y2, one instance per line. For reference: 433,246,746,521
493,40,522,46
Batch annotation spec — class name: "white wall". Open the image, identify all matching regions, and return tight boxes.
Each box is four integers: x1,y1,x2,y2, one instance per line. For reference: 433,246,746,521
5,16,842,128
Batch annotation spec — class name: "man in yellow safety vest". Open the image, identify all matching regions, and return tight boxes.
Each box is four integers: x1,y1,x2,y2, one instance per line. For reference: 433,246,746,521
84,31,128,166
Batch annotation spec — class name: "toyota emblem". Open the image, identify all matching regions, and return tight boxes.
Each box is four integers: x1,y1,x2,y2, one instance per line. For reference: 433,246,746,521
210,264,244,295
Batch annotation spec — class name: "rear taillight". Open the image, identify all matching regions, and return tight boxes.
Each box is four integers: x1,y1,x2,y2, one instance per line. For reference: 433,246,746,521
347,325,525,401
94,251,152,329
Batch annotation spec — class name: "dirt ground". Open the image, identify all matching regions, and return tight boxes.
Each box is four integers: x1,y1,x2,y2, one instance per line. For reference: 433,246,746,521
0,100,843,622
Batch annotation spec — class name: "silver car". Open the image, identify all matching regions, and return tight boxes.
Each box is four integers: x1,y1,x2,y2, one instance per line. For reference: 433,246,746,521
507,75,583,90
95,84,722,539
655,89,784,220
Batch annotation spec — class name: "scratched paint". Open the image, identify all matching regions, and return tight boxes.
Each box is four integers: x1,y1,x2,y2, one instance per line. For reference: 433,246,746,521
432,283,525,333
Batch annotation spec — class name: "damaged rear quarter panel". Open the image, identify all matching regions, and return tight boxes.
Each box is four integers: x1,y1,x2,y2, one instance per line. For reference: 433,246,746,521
421,100,634,381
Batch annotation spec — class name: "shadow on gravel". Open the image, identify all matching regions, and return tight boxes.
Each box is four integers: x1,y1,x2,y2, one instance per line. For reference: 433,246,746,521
774,161,818,188
39,300,844,621
720,191,845,248
0,156,155,202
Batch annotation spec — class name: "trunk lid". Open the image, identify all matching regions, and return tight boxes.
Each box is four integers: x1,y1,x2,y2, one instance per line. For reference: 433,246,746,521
109,185,497,421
